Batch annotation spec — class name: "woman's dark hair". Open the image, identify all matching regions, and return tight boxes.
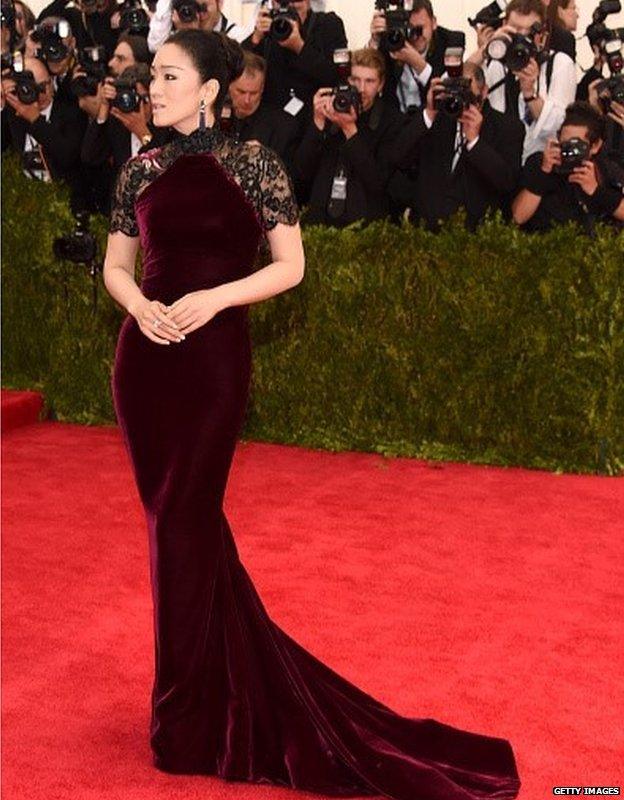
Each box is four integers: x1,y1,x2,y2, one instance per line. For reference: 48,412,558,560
164,29,245,115
118,32,153,66
545,0,572,31
14,0,36,33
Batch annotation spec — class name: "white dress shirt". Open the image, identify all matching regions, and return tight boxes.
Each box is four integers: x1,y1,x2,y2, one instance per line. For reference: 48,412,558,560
484,51,576,163
396,61,433,112
147,3,258,54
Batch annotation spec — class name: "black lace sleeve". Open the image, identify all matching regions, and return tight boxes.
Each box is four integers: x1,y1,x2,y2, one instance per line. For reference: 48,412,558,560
258,146,300,232
109,157,143,236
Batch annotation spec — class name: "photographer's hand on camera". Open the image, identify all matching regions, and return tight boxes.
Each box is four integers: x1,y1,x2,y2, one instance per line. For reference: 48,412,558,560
541,138,561,173
276,14,304,53
109,84,151,140
368,10,386,49
251,6,271,46
568,159,599,195
424,76,443,124
460,103,483,143
312,86,332,130
3,80,41,122
389,37,427,75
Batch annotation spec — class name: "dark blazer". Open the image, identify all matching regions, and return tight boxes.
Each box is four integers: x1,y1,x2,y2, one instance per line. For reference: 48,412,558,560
241,10,348,110
389,100,525,229
228,103,300,170
81,114,170,169
293,96,406,227
36,0,121,59
381,26,466,113
5,96,86,178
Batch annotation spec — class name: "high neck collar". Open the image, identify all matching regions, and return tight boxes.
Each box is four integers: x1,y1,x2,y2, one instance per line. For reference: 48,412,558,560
172,124,225,154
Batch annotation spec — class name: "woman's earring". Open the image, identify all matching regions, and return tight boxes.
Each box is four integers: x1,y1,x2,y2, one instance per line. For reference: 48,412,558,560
199,97,206,131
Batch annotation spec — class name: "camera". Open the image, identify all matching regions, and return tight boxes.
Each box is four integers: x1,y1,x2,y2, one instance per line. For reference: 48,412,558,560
468,0,506,31
555,137,591,175
3,52,45,104
110,76,144,113
596,74,624,113
70,45,107,98
331,48,362,115
262,0,299,43
486,25,541,72
31,20,71,64
53,212,98,264
375,0,423,53
119,0,150,34
433,47,474,118
586,0,622,47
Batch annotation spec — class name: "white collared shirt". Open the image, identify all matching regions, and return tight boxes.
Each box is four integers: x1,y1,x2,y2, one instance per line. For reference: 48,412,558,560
396,61,433,112
23,99,53,182
147,3,258,54
484,51,576,163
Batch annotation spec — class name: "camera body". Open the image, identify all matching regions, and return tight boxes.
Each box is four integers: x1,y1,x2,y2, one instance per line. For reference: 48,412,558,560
31,20,71,64
596,74,624,113
110,76,143,113
468,0,506,32
331,48,362,116
486,29,539,72
269,2,299,43
434,77,473,117
53,212,98,264
555,137,591,175
70,45,107,98
172,0,206,24
119,0,150,34
3,52,43,104
375,0,422,53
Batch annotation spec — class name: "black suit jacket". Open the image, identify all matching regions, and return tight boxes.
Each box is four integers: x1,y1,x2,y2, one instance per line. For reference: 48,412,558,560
381,26,466,113
549,25,576,62
228,103,300,171
241,11,348,110
389,100,525,229
293,96,407,226
6,96,86,178
81,115,169,169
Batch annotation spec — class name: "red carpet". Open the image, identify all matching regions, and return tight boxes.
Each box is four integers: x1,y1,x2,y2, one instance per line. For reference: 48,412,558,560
1,389,44,432
2,420,623,800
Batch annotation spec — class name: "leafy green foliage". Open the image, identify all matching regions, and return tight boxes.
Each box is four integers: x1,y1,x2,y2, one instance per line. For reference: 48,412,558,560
3,153,623,474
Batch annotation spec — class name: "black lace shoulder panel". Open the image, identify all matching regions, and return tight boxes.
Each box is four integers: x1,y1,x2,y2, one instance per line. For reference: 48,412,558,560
108,152,162,237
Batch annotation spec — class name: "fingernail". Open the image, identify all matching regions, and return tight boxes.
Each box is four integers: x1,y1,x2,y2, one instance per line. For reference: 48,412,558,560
178,335,185,341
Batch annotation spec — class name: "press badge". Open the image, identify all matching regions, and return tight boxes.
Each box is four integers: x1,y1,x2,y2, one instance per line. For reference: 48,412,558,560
330,172,348,200
284,92,304,116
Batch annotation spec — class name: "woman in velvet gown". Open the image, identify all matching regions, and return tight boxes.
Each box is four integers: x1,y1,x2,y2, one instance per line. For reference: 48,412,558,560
103,28,521,800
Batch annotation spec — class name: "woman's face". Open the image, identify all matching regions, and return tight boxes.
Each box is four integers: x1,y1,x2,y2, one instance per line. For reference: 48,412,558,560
557,0,579,32
149,42,219,134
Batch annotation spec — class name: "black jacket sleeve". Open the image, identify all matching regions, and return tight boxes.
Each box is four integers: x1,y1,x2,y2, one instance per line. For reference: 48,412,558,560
25,101,86,172
387,110,430,169
292,122,326,182
81,117,112,166
464,113,525,194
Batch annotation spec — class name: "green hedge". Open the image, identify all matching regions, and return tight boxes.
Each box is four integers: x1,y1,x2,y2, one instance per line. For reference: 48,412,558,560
2,152,623,475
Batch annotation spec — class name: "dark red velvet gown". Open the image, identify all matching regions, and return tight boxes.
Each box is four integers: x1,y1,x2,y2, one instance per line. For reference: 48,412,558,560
108,125,521,800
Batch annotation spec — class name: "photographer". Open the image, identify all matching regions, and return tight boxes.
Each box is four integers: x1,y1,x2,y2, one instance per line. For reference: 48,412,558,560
512,101,624,231
293,47,406,227
2,54,86,207
586,75,624,168
35,0,120,60
468,0,576,163
241,0,348,115
389,61,525,229
369,0,464,115
148,0,254,54
29,16,82,106
222,51,299,166
543,0,577,60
